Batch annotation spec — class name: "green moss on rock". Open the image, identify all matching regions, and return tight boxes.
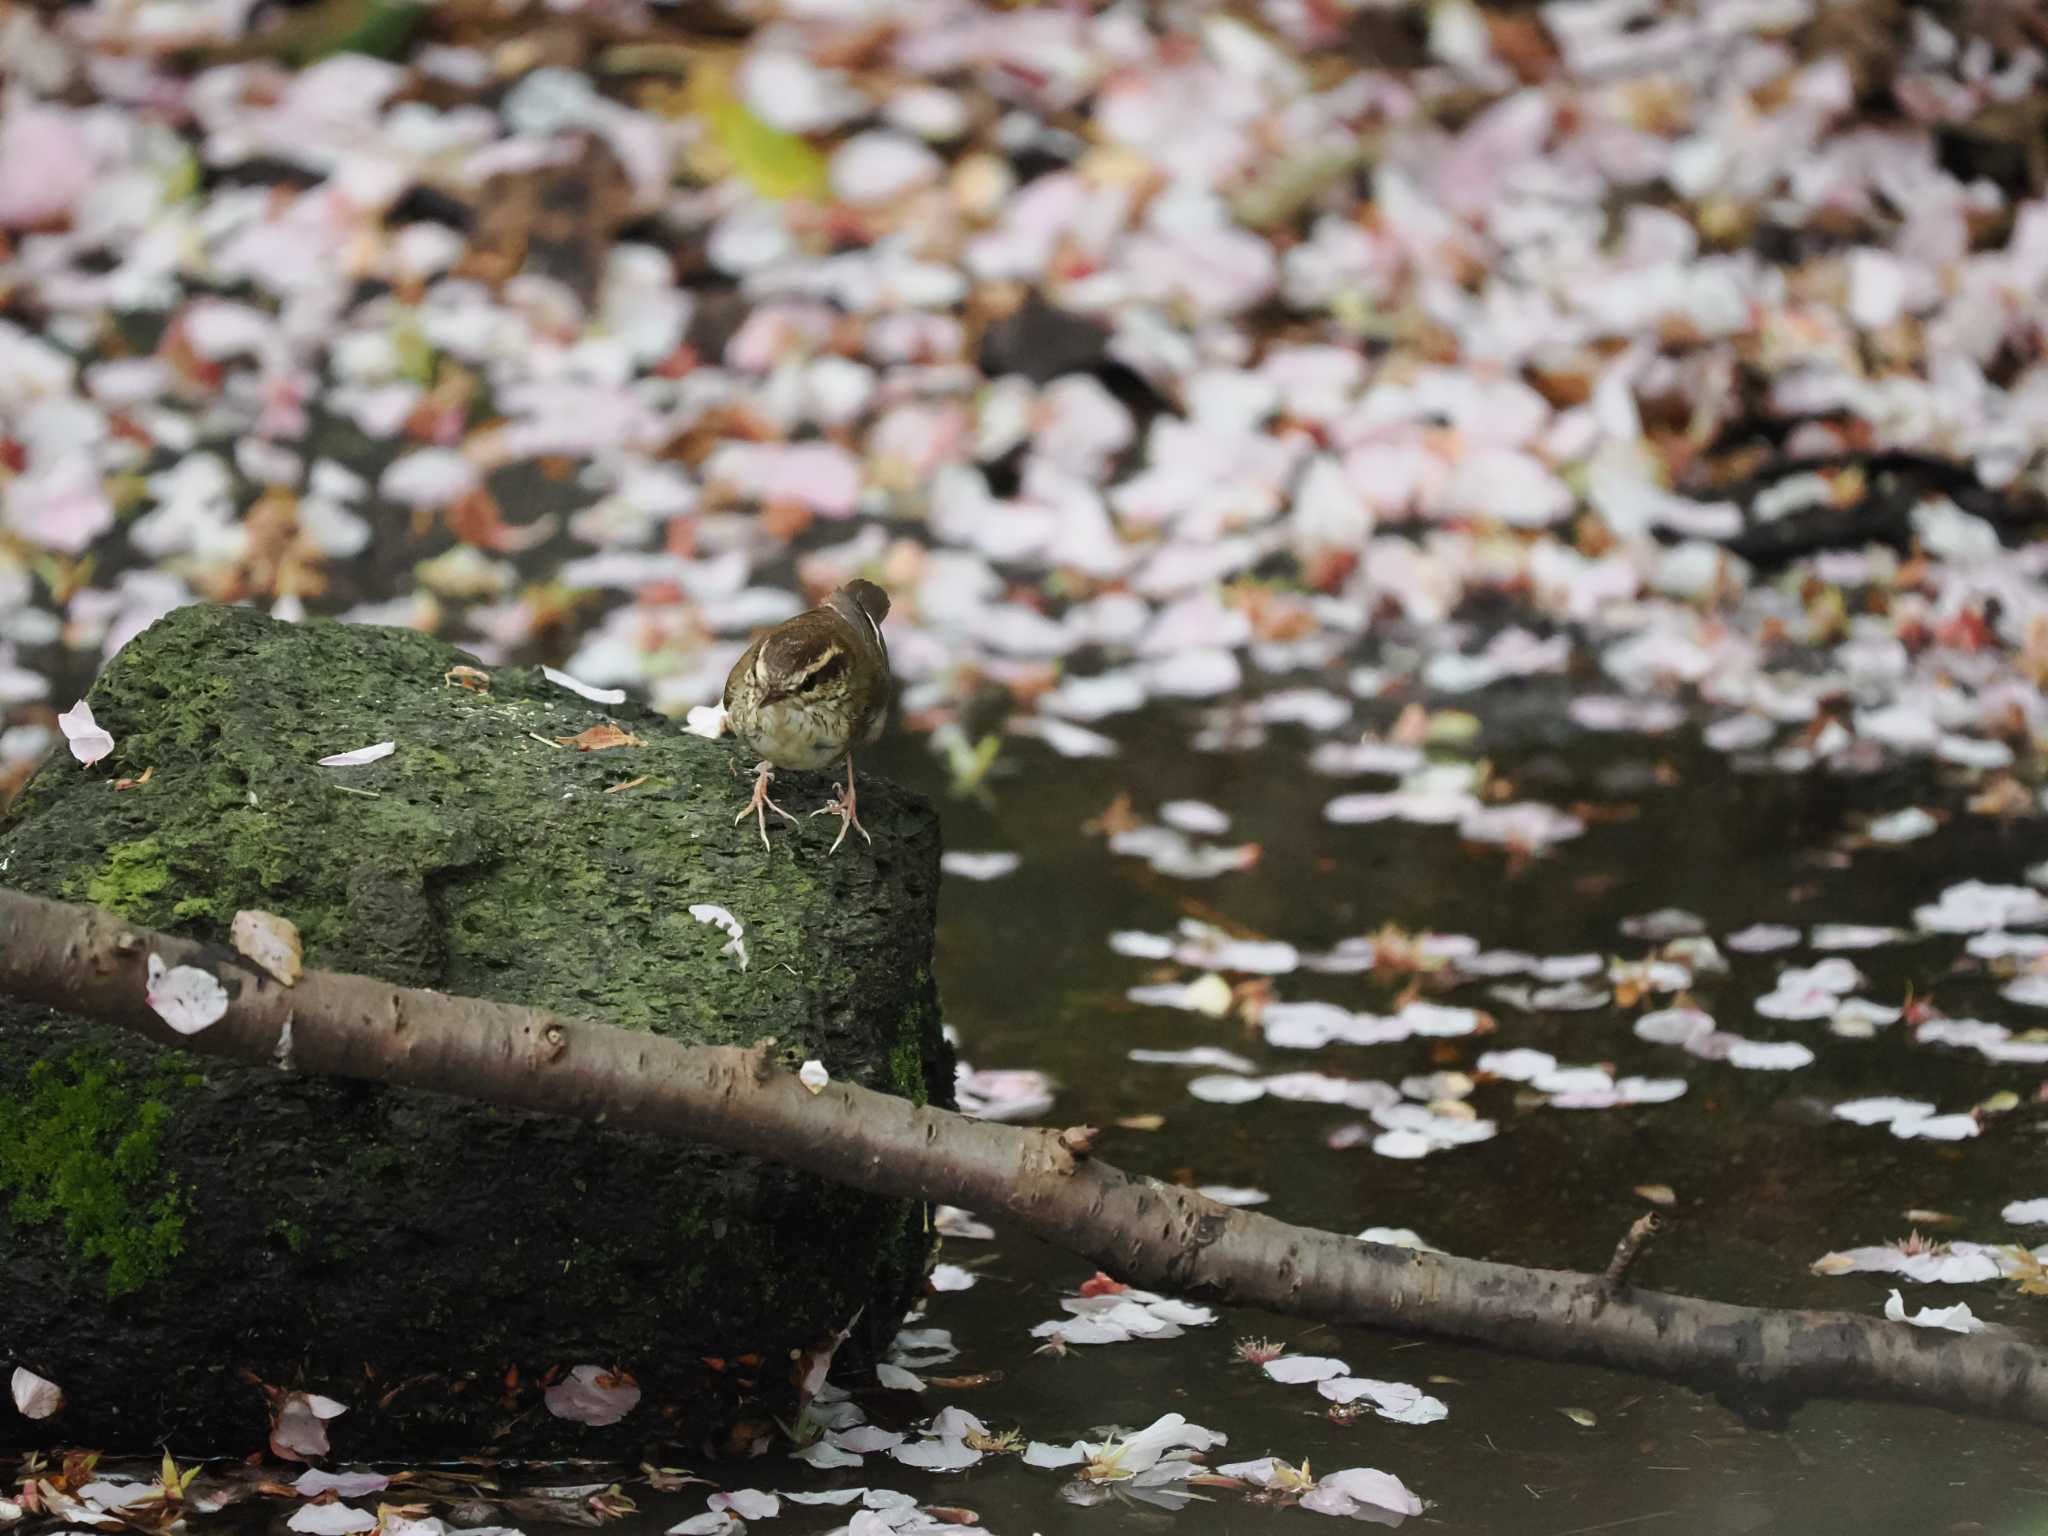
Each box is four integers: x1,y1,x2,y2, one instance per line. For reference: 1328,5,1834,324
0,603,951,1457
82,837,173,919
0,1049,190,1296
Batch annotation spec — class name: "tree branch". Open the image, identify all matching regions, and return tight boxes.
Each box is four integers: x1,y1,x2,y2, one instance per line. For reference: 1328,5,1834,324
3,886,2044,1427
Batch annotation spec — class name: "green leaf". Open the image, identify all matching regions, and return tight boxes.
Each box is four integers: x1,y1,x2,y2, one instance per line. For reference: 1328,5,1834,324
690,68,827,201
277,0,426,63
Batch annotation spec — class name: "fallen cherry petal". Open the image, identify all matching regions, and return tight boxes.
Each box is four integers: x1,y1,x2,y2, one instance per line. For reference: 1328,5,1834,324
10,1367,61,1419
317,741,395,767
543,665,626,705
145,953,228,1035
1884,1289,1984,1334
57,700,114,766
544,1365,641,1426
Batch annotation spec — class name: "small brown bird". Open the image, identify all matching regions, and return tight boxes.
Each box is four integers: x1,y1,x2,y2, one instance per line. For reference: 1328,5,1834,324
723,579,891,853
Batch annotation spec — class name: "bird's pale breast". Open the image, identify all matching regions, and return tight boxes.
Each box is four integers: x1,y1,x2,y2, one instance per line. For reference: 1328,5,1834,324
739,695,854,770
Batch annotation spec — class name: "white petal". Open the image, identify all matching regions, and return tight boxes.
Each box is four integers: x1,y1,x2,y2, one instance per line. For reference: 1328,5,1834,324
288,1505,378,1534
1884,1289,1984,1333
783,1488,869,1506
1302,1466,1424,1518
1371,1129,1434,1160
269,1392,336,1460
56,700,113,766
378,449,478,509
543,665,626,705
941,851,1021,881
317,741,395,767
1892,1112,1979,1142
1725,1039,1814,1071
1197,1185,1268,1207
11,1367,62,1419
688,904,749,971
1833,1096,1933,1127
1188,1074,1264,1104
889,1436,982,1471
294,1472,390,1498
543,1364,641,1426
794,1439,864,1469
1263,1354,1348,1384
928,1406,987,1439
1023,1440,1087,1468
145,952,228,1035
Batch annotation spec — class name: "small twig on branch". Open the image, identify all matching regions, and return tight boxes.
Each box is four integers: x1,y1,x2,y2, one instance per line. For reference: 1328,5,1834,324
1603,1214,1664,1292
2,886,2046,1429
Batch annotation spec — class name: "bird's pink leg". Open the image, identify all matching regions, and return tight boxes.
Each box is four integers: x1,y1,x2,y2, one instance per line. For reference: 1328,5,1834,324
736,759,798,851
810,754,873,854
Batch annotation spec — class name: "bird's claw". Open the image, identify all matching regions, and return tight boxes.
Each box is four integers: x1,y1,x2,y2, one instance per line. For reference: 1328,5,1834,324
810,777,872,855
736,761,798,851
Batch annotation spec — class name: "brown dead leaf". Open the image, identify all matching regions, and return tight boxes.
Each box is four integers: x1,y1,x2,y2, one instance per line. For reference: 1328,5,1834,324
638,1464,714,1493
401,363,478,447
1082,792,1141,838
460,132,634,307
232,909,303,987
1526,362,1591,409
113,764,155,791
923,1371,1005,1391
558,724,645,752
1389,701,1430,746
758,497,815,542
1569,801,1642,824
604,775,651,794
1490,11,1548,81
447,484,557,554
1969,773,2036,818
1231,976,1274,1024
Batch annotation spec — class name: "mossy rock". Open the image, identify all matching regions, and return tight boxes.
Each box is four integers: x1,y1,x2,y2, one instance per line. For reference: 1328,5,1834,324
0,604,949,1457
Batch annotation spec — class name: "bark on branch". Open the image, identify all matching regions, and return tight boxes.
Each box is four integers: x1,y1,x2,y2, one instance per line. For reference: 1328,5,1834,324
3,886,2045,1428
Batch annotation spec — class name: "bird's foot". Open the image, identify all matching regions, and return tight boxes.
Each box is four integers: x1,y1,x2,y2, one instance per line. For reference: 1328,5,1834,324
810,771,872,855
736,760,798,851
